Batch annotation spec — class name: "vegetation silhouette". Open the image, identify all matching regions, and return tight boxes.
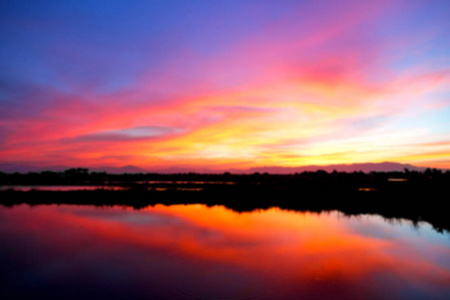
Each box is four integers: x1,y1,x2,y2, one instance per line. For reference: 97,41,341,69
0,168,449,232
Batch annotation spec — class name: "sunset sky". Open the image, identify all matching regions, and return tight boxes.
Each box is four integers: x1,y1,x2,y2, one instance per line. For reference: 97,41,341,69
1,0,449,171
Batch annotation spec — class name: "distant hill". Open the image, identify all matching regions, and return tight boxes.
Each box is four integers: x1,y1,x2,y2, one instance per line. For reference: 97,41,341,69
0,163,68,173
149,162,427,174
90,165,149,174
0,162,432,174
235,162,427,174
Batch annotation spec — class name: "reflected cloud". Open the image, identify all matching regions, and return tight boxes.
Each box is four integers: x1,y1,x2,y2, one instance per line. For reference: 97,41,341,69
0,204,449,299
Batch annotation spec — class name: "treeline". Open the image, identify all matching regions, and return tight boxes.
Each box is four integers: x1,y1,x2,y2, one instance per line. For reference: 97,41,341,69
0,167,448,186
1,168,449,233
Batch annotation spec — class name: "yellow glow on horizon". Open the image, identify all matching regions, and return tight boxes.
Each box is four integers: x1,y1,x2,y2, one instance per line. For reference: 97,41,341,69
2,51,449,170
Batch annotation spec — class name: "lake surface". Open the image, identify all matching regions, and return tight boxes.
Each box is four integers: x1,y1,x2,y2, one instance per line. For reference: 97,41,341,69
0,185,127,191
1,204,449,299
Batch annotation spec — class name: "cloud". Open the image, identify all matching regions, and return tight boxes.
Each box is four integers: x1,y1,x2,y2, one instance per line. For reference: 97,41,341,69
208,105,278,113
71,126,183,142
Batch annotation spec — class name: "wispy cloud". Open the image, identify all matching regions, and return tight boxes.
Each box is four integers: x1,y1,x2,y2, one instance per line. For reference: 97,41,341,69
71,126,183,142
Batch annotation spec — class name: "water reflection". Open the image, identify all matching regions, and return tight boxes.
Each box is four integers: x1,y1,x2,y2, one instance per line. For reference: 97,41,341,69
0,185,205,192
0,204,449,299
0,185,126,191
139,181,236,185
0,185,204,192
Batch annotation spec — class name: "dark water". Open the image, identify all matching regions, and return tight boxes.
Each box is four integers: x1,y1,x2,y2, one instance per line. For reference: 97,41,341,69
0,185,210,192
0,186,127,191
1,204,449,299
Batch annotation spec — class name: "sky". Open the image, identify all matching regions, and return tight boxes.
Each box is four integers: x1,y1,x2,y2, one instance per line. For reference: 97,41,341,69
1,0,449,171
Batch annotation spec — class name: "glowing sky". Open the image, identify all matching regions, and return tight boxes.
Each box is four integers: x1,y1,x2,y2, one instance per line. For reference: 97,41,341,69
1,0,449,170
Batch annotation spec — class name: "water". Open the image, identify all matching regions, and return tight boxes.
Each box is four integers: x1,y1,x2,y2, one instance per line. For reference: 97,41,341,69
0,204,449,299
0,185,127,191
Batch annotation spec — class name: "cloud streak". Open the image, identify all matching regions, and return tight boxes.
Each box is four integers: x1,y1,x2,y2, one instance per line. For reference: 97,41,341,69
70,126,183,142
